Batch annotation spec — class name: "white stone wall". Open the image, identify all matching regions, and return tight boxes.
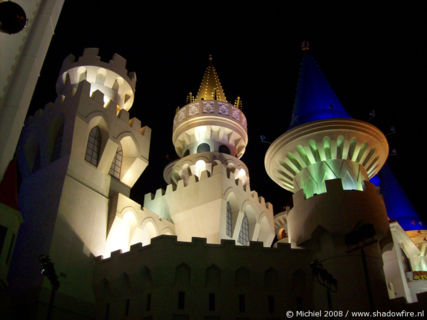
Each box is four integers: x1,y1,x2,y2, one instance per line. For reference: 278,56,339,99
287,179,390,246
12,54,151,317
93,236,312,319
144,161,275,247
105,193,175,256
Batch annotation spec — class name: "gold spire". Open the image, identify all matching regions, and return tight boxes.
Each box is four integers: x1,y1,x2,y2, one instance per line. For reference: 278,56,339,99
195,54,227,102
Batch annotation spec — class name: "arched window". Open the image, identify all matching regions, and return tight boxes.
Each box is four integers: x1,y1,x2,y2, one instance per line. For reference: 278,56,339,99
197,143,210,153
175,263,191,287
109,144,123,179
264,268,279,289
85,126,101,166
237,214,249,246
235,267,250,287
141,266,153,288
51,121,64,162
226,202,232,237
205,265,220,288
219,145,230,154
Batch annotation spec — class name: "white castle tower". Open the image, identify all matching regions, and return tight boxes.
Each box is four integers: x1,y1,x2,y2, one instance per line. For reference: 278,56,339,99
145,55,275,246
10,48,151,318
265,48,392,310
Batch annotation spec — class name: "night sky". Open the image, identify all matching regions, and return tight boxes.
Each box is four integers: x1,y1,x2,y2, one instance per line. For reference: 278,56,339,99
28,1,425,219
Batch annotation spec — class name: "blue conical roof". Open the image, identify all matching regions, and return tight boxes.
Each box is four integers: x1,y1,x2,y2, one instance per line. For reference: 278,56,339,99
290,55,352,128
377,165,425,231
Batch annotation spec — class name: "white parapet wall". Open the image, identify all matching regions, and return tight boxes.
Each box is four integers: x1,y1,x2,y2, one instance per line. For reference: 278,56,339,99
144,161,275,247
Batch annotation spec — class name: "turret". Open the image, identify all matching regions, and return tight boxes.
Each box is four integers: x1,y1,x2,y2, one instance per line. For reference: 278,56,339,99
10,48,151,317
265,44,391,310
56,48,136,111
265,52,388,199
151,55,274,247
164,56,249,187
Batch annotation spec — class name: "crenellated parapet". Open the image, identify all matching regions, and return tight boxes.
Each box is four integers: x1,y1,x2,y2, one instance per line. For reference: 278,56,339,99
18,78,151,187
24,80,149,137
97,235,305,262
56,48,136,111
70,80,148,136
143,160,274,246
69,79,150,188
93,234,311,315
17,94,71,177
163,151,249,186
287,178,390,246
92,234,315,318
144,161,272,215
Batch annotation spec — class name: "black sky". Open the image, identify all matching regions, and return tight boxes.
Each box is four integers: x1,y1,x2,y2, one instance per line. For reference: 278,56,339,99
28,1,425,218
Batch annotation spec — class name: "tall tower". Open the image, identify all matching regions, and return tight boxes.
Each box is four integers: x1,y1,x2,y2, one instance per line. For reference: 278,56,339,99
0,0,64,181
265,47,391,310
145,55,275,246
10,48,151,318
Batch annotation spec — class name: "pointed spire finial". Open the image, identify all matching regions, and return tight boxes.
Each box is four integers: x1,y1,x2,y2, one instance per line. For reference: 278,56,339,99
290,47,351,128
186,92,194,104
301,40,310,53
195,55,227,102
234,96,243,110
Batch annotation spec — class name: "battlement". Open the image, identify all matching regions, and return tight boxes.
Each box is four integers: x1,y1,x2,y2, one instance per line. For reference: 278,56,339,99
143,161,272,211
56,48,136,111
292,177,380,204
59,48,136,87
96,235,301,262
164,152,249,186
287,177,390,245
25,81,149,137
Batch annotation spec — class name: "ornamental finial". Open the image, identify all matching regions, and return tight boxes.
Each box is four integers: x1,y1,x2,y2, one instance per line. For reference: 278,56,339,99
301,40,310,52
234,96,243,110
